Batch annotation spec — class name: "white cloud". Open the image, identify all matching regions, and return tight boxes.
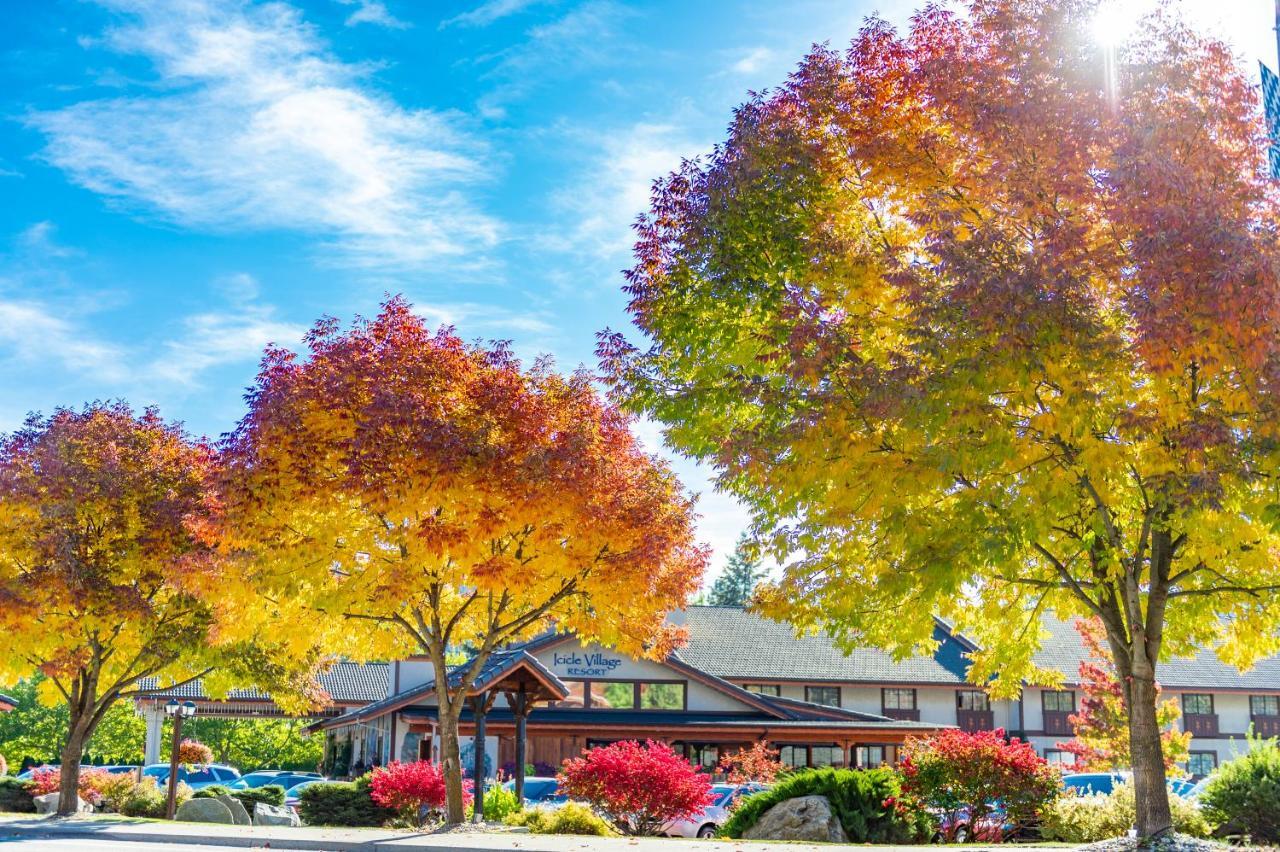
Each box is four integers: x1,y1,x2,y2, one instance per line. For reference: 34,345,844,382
415,300,555,337
335,0,409,29
549,121,707,261
728,45,776,75
16,222,79,259
441,0,543,29
30,0,498,269
146,307,304,387
0,300,129,381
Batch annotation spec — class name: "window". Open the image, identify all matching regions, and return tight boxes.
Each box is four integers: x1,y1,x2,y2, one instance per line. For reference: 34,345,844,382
680,743,719,769
590,681,636,709
743,684,781,696
810,745,845,768
882,688,917,710
1043,690,1075,713
1043,749,1074,768
548,680,587,708
1187,751,1217,778
779,745,808,769
957,690,990,711
806,686,841,707
854,745,885,768
639,682,685,710
1182,694,1214,716
1251,695,1280,716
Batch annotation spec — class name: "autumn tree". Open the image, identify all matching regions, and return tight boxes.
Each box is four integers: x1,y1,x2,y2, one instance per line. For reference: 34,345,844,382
1061,618,1191,774
0,404,320,814
708,534,766,607
220,299,706,823
600,0,1280,838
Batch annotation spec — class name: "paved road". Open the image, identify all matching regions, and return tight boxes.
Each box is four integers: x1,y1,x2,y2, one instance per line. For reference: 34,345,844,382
0,841,325,851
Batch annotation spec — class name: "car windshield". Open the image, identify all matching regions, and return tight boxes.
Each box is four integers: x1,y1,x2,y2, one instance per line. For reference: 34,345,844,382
238,773,279,787
524,779,560,801
712,785,737,807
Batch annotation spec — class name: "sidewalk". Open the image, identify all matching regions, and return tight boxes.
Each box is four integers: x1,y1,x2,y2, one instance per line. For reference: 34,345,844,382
0,814,1040,851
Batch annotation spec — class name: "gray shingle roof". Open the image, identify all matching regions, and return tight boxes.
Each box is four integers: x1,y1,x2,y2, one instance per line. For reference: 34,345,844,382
138,661,388,704
1032,615,1280,691
672,606,970,685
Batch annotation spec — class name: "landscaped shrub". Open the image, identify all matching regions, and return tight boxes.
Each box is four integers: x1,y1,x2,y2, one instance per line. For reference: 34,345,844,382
482,782,521,823
504,802,617,836
298,774,397,827
117,778,192,818
718,742,784,784
367,760,471,828
557,739,714,836
720,767,930,843
900,728,1060,841
94,773,141,812
27,765,113,805
0,777,35,812
1198,736,1280,843
194,783,286,809
1040,783,1210,842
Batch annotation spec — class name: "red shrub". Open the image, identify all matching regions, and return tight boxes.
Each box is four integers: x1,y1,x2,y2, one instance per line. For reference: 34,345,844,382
28,766,113,805
901,728,1059,842
369,760,471,827
718,741,784,784
558,740,715,835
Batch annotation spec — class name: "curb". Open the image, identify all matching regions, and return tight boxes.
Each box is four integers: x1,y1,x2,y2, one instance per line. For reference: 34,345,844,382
0,821,391,851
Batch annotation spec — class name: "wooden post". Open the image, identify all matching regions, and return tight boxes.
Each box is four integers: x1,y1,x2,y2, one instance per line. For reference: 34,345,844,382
472,693,489,823
164,713,184,820
513,685,529,803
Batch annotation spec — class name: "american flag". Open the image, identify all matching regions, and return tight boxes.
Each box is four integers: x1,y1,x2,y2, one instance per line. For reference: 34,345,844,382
1261,62,1280,178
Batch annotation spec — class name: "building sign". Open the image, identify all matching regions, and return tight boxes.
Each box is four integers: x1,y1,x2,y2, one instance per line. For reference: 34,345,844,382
553,651,623,677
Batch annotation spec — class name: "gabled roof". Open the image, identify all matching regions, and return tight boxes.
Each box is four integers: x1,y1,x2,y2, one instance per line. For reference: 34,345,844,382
673,606,972,685
1032,615,1280,692
137,661,389,704
314,649,568,730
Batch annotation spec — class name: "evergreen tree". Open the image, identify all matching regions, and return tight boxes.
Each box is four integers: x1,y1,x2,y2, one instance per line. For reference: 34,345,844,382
708,535,765,607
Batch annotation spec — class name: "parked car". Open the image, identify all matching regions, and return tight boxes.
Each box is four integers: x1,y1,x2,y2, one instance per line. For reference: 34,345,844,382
284,778,340,814
141,763,241,790
502,776,568,808
229,770,321,791
664,783,768,839
1062,771,1196,799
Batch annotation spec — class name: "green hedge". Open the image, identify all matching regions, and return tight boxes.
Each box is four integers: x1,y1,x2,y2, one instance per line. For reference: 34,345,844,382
720,767,930,843
297,775,396,827
0,777,34,813
1199,737,1280,843
194,784,286,809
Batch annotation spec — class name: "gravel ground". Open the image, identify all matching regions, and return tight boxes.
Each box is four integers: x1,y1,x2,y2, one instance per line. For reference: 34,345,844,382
1081,833,1233,852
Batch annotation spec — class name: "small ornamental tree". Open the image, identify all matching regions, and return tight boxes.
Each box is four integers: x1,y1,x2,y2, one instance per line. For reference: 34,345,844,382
718,741,784,784
1061,618,1190,773
558,740,715,835
221,299,706,823
369,760,469,828
176,739,214,766
901,728,1059,842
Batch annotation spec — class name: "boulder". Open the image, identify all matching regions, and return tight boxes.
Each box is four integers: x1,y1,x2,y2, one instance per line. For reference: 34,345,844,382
216,794,252,826
175,797,234,824
742,795,849,844
253,802,301,827
33,792,92,815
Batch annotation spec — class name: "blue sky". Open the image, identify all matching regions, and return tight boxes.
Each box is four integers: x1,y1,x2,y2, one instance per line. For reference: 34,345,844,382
0,0,1272,585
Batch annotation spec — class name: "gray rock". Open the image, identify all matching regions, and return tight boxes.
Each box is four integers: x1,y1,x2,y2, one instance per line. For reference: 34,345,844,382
253,801,301,827
32,792,92,815
175,797,234,824
216,794,251,826
742,795,849,843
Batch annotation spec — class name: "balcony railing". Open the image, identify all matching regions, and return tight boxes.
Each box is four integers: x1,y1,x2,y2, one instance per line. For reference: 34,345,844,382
956,709,994,732
1184,713,1220,737
1043,710,1073,736
882,707,921,722
1252,715,1280,738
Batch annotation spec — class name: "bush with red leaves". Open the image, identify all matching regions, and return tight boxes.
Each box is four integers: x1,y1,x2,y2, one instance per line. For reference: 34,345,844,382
28,766,113,806
718,741,784,784
558,740,715,836
901,728,1059,842
369,760,472,827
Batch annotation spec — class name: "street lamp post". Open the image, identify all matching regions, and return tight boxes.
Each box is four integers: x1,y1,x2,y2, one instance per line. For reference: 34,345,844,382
163,699,197,820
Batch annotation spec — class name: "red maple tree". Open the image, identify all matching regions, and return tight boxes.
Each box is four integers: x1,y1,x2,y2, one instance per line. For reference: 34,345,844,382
558,740,715,835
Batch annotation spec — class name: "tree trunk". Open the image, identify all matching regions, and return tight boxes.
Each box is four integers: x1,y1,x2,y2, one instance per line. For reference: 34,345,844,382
438,702,466,824
1128,667,1173,839
57,718,91,815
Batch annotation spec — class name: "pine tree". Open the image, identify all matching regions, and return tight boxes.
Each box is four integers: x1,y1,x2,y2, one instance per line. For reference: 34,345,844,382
708,535,765,607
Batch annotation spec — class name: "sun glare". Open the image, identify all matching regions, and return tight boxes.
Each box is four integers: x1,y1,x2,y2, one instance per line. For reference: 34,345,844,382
1091,1,1145,49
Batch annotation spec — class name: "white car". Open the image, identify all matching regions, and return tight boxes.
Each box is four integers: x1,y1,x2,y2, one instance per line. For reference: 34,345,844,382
664,783,767,839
